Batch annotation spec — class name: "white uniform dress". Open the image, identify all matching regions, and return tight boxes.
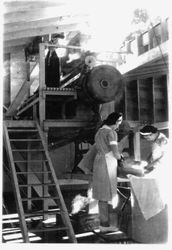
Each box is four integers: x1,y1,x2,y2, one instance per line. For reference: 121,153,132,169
92,125,118,207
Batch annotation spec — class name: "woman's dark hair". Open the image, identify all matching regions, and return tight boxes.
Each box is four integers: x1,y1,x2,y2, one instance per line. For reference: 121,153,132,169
140,125,158,134
102,112,123,126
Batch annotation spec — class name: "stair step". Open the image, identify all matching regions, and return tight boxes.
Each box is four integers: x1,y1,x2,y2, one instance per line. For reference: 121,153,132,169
24,209,60,217
29,226,68,233
3,121,77,243
19,183,55,187
8,129,38,132
22,196,60,201
16,171,51,174
12,149,44,152
10,139,41,142
14,160,48,163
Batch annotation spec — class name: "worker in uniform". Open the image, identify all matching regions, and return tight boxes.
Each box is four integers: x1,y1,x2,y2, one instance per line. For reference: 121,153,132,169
140,125,168,175
92,112,123,232
128,125,169,243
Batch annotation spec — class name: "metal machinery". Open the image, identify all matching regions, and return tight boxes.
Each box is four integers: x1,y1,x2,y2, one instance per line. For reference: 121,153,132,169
8,43,125,162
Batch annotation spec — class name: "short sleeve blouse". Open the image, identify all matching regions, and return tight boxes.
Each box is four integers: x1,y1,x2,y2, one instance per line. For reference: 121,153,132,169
95,126,118,154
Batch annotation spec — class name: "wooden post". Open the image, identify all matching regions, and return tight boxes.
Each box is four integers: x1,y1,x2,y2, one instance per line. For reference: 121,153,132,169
43,129,49,219
161,19,169,42
33,104,37,120
148,28,154,50
137,79,141,122
26,60,30,98
61,103,66,119
137,34,143,55
3,54,11,108
39,43,46,128
27,141,32,211
133,131,141,161
39,43,49,221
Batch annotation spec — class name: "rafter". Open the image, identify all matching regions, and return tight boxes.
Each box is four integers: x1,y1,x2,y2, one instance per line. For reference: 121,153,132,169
3,5,89,24
4,45,26,54
3,0,66,14
4,37,33,48
2,1,91,54
4,15,89,33
118,41,168,74
4,23,80,41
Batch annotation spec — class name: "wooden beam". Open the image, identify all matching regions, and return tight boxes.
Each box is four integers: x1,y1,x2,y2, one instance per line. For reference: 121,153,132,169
5,80,33,117
44,120,95,129
43,89,77,98
118,41,168,74
124,65,168,80
3,45,26,54
5,62,39,117
4,15,89,33
60,174,129,184
3,123,29,242
4,23,80,41
3,1,66,14
127,121,168,130
5,120,36,128
4,37,33,48
39,43,46,128
17,98,39,116
3,5,88,24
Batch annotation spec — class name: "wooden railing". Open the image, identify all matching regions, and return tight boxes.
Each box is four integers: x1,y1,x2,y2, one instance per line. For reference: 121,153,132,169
117,18,169,68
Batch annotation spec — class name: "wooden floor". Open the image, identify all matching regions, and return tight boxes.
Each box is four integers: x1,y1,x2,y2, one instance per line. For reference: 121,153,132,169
2,180,134,244
2,212,134,244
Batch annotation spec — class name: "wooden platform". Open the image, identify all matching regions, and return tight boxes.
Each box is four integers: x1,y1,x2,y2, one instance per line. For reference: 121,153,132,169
58,178,89,190
60,173,129,183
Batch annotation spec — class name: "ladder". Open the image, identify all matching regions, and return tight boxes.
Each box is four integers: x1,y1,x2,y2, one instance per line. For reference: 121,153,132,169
3,120,77,243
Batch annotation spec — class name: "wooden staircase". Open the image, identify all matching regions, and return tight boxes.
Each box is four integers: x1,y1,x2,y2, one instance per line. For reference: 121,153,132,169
3,120,77,243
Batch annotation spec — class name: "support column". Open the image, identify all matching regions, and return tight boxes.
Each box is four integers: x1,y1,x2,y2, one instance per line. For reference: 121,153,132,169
43,129,49,220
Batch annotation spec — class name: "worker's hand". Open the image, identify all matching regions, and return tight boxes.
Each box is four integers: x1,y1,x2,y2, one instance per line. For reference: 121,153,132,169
120,154,125,160
118,158,124,168
144,164,154,173
121,152,130,159
144,163,153,169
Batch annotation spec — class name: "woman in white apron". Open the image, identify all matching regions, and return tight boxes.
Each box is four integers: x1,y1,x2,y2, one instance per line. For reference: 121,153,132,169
92,112,123,232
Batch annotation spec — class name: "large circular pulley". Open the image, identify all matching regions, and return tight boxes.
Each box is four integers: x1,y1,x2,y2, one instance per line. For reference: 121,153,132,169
84,64,124,103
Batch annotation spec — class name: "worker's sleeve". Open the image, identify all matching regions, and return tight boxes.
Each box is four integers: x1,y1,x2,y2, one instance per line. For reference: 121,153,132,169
108,131,121,160
152,138,167,162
